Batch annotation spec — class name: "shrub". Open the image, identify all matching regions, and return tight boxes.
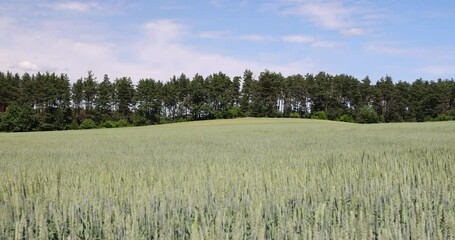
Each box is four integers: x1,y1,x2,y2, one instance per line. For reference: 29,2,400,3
80,119,97,129
337,114,354,122
289,112,300,118
67,121,79,130
449,109,455,117
327,108,345,120
176,118,187,123
356,106,381,124
226,106,242,119
311,111,328,120
115,119,129,128
38,123,54,131
0,103,36,132
100,120,116,128
433,114,453,121
132,113,149,126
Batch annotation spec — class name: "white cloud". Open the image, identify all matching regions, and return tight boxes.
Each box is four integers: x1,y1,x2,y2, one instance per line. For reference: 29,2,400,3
274,0,382,36
237,34,275,41
311,40,338,48
364,41,411,56
281,35,338,48
340,27,365,36
199,31,229,39
281,35,314,43
285,1,348,29
14,61,40,71
135,21,306,79
0,17,319,82
50,1,99,12
143,19,186,42
0,19,126,80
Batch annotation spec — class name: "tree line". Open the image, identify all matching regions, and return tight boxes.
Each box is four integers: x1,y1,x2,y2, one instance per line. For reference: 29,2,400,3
0,70,454,132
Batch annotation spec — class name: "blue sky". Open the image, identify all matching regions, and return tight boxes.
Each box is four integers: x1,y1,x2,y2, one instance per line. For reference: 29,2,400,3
1,0,454,82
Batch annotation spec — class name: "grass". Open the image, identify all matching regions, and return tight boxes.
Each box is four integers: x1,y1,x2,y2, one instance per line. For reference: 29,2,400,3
1,118,454,239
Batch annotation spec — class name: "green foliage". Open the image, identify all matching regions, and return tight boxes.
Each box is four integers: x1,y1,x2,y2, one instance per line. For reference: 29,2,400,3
131,112,150,126
225,106,242,119
79,119,97,129
449,109,455,117
289,112,300,118
0,103,36,132
356,106,381,124
100,120,116,128
114,119,129,128
311,111,328,120
433,114,453,121
336,114,353,122
67,120,79,130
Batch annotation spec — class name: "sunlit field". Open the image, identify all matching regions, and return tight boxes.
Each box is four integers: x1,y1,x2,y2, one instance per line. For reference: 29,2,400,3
1,118,454,239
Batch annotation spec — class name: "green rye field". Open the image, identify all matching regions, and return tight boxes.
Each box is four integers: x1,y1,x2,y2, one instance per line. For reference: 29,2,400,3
1,118,454,239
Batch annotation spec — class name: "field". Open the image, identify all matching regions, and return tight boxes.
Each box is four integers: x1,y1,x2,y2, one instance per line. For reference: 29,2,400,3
1,118,454,239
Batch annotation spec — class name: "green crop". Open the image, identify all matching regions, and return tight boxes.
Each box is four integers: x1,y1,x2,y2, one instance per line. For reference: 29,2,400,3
1,118,454,239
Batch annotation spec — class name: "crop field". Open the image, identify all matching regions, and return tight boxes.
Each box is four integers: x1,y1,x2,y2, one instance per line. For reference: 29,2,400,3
1,118,454,239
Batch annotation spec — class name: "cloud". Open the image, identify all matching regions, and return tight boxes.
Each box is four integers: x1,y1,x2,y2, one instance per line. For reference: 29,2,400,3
143,19,186,42
0,17,127,80
364,41,412,56
50,1,99,12
281,35,338,47
281,35,314,43
273,0,382,36
1,15,319,82
133,20,320,80
199,31,229,39
14,61,41,71
283,1,348,29
311,40,338,48
237,34,275,42
339,27,365,36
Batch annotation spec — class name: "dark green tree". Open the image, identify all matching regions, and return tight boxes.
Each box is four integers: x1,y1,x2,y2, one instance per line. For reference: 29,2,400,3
72,79,84,112
239,70,255,116
386,81,412,122
95,74,114,122
134,78,162,125
375,76,395,122
0,71,20,113
206,72,233,118
82,71,98,113
253,70,283,117
162,77,179,120
359,76,375,107
309,72,334,114
189,74,208,120
114,77,135,119
409,79,429,122
176,74,191,118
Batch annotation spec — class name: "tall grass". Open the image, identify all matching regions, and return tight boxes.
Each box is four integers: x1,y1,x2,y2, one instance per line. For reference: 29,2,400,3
1,119,454,239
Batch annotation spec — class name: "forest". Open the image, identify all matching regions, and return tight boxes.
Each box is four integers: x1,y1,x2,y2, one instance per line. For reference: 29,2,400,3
0,69,454,132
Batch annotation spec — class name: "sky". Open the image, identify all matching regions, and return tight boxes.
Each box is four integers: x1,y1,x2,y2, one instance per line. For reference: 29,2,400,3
1,0,455,83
